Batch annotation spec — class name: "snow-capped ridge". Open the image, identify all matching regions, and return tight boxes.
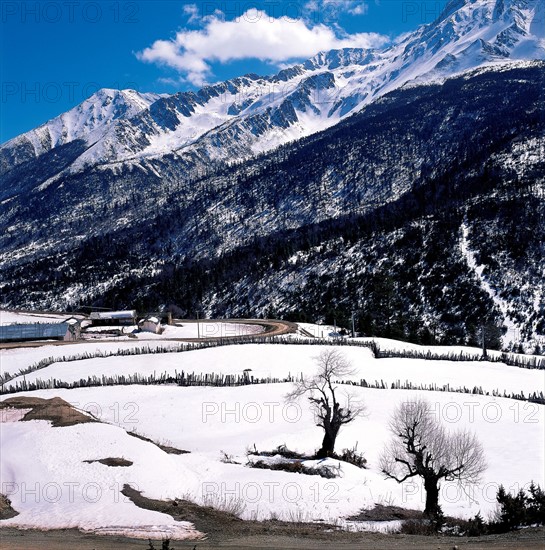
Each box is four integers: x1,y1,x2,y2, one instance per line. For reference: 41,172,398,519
0,88,163,175
1,0,543,178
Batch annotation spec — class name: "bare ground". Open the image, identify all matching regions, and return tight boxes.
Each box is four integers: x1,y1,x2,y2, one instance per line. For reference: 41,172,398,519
347,503,424,521
119,486,545,549
0,495,18,521
83,457,134,467
1,525,544,549
0,396,97,427
126,429,191,454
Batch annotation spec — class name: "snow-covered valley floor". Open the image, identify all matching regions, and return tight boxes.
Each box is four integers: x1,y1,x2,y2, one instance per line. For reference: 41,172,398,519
1,333,543,540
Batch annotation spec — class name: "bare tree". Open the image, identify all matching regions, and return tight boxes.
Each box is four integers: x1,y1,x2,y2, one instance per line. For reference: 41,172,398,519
286,349,366,458
380,398,486,517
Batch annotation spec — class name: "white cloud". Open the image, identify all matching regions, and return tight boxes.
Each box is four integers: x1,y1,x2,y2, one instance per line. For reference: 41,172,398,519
137,8,388,86
157,76,185,87
182,4,200,24
350,4,369,15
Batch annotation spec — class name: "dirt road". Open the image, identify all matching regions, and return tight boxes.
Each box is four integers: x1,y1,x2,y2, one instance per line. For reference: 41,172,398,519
1,526,544,549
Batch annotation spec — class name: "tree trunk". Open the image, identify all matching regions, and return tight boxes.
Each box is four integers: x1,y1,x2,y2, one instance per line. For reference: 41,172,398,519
317,428,337,458
424,477,441,517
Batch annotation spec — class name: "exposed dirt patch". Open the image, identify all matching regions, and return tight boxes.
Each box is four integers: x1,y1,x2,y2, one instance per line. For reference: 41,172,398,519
347,504,424,522
0,396,96,427
84,457,133,467
121,484,348,541
127,430,190,455
0,493,19,520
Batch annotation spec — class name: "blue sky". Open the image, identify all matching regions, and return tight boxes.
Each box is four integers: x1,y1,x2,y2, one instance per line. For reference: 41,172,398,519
1,0,447,142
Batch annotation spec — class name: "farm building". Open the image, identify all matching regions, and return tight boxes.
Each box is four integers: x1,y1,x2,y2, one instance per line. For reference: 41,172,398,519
0,320,80,343
145,311,173,325
138,316,162,334
89,310,137,327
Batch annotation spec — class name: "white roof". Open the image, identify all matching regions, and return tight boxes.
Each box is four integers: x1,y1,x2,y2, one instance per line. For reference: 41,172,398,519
90,310,136,320
139,316,160,324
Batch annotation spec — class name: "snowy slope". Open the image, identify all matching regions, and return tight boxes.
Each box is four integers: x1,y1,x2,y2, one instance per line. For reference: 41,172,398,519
2,385,543,527
0,416,203,539
0,340,186,380
460,223,520,346
1,340,543,535
1,63,542,345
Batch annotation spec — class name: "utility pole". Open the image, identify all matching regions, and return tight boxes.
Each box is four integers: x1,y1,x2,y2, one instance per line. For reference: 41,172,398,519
481,324,487,359
351,311,356,338
197,310,200,339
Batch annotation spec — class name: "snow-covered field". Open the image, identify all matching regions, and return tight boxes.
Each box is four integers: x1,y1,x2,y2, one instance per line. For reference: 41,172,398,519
137,321,264,339
1,335,543,540
0,321,265,379
0,412,203,539
2,385,543,537
298,323,542,361
83,321,264,340
0,340,185,379
4,343,543,397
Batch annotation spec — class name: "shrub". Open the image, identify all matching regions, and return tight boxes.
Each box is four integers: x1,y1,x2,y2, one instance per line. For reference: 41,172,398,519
430,505,445,532
248,444,308,460
464,512,487,536
220,450,241,464
399,519,436,535
527,482,545,524
332,445,367,468
442,512,488,536
147,539,173,550
249,459,338,479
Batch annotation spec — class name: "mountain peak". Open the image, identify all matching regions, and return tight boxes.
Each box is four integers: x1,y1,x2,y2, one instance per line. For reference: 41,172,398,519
435,0,468,24
304,48,374,70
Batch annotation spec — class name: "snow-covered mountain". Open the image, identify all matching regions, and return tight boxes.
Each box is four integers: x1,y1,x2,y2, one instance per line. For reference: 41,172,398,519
1,0,543,179
0,89,163,175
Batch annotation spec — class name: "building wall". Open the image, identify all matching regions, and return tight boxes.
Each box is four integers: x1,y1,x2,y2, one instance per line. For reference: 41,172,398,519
64,324,81,341
90,318,135,327
0,323,68,342
140,320,161,334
